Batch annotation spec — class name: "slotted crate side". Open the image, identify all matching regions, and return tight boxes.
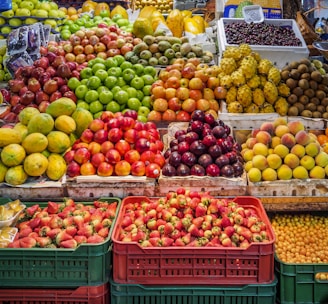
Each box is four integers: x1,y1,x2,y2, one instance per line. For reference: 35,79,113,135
275,256,328,304
0,198,120,287
112,196,275,285
0,283,109,304
110,278,277,304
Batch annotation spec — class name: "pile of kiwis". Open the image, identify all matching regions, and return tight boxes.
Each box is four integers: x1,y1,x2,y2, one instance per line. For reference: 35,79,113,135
281,58,328,118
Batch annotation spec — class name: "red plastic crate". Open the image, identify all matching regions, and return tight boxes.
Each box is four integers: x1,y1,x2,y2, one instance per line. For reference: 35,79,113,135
0,283,109,304
112,196,275,285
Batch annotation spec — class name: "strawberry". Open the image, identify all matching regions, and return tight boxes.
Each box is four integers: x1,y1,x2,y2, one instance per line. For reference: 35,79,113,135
250,224,261,233
26,204,40,217
46,228,62,239
252,233,262,242
19,237,37,248
231,233,240,244
149,230,160,238
201,220,212,231
47,201,59,214
204,229,213,239
221,216,232,228
134,216,145,227
163,222,174,235
101,218,112,228
35,236,52,248
87,234,105,243
189,237,209,247
65,226,78,237
240,239,250,249
124,223,137,232
121,215,132,228
60,239,78,249
7,240,20,248
98,227,109,238
246,216,258,228
77,224,94,238
19,227,33,238
224,226,235,237
94,200,109,209
173,238,185,246
161,209,172,221
177,194,187,208
170,229,181,240
195,203,207,217
182,233,192,245
55,231,73,245
149,237,161,246
74,235,87,244
211,226,221,236
260,230,268,240
221,237,232,247
131,230,146,242
240,227,252,242
73,215,84,229
172,219,182,230
176,187,186,195
188,197,201,209
233,213,244,225
27,217,41,229
39,216,52,227
188,224,202,237
140,240,152,247
64,198,75,207
168,197,179,208
160,236,174,246
28,232,38,239
192,217,204,228
146,218,157,230
62,216,74,228
49,216,63,229
38,226,51,237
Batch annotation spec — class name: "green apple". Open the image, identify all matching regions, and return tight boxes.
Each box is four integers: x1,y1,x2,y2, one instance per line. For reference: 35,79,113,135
92,63,106,73
60,29,71,40
19,1,34,10
87,76,102,90
25,17,38,25
1,10,14,18
142,84,152,96
120,61,133,70
142,96,152,108
113,55,125,66
16,8,31,16
39,2,51,11
99,90,113,104
13,0,22,4
67,77,81,90
116,18,129,27
93,111,103,119
0,46,6,56
122,68,135,83
105,57,118,69
112,14,123,22
143,66,157,78
77,100,89,110
116,77,126,87
132,63,144,76
127,98,141,111
84,90,99,103
104,76,117,89
97,86,109,94
35,9,48,17
125,87,138,99
80,67,93,79
89,100,103,114
130,77,145,90
136,90,144,101
80,79,89,85
106,101,120,113
114,89,129,105
58,10,66,18
75,84,89,100
9,18,23,27
138,106,151,117
110,86,122,96
29,0,38,7
94,69,108,82
107,67,122,78
137,115,148,123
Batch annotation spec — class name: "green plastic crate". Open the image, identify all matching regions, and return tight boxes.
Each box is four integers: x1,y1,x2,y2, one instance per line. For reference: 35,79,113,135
110,277,277,304
0,197,121,288
275,255,328,304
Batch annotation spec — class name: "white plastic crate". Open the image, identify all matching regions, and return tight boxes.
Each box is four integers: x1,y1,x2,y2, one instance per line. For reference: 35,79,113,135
217,18,309,69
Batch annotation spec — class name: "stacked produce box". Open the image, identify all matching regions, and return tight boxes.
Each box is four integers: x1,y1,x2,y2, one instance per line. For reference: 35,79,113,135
0,196,121,303
110,191,278,303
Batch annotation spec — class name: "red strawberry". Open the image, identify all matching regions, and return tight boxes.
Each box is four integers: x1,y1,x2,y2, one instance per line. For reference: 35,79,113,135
146,218,157,230
173,238,185,246
64,198,75,207
246,216,258,228
98,227,109,238
40,216,52,227
28,217,41,229
74,235,87,244
7,240,20,248
19,237,37,248
60,239,78,248
49,216,63,229
195,203,207,217
140,240,152,247
62,216,74,228
221,216,232,228
221,237,232,247
101,218,112,227
131,230,146,242
149,230,160,238
28,232,38,239
172,219,182,230
87,235,105,243
35,236,52,248
46,228,62,239
149,237,161,246
211,226,221,236
73,215,84,229
77,224,94,238
181,217,191,229
19,227,33,238
55,231,73,245
224,226,235,237
201,220,212,231
161,209,172,221
192,217,204,229
161,236,174,246
26,204,40,217
240,227,252,242
65,226,78,237
170,229,181,240
204,230,212,239
250,224,261,233
188,197,201,209
181,233,192,245
188,224,202,237
260,230,268,240
251,233,262,242
94,200,109,209
163,222,174,235
38,226,51,237
240,239,250,249
47,201,59,214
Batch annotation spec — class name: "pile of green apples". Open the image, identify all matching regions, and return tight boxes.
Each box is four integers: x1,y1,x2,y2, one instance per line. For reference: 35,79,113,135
0,45,11,82
0,0,65,36
60,13,133,41
67,55,157,122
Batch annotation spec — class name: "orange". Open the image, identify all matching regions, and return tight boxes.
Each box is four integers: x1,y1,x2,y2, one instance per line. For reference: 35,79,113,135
325,128,328,137
317,134,328,146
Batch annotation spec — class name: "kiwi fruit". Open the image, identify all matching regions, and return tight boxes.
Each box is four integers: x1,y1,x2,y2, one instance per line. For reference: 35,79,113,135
290,69,301,80
299,95,309,105
294,102,305,113
299,58,312,66
321,97,328,107
288,61,299,69
309,80,318,90
310,97,320,105
292,87,303,97
287,94,298,104
304,88,315,98
321,75,328,86
322,112,328,119
287,106,299,116
305,102,317,111
286,78,298,89
298,79,309,90
316,90,326,100
318,84,328,93
280,70,290,80
316,105,325,113
311,70,323,82
300,73,311,80
301,109,312,117
312,111,322,118
297,63,309,74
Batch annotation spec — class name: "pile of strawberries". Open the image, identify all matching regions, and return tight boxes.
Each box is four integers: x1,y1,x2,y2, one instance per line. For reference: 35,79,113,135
8,198,118,249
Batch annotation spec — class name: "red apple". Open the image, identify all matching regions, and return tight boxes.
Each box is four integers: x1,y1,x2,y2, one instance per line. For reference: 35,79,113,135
188,77,204,90
10,95,21,107
38,100,50,113
27,78,41,93
80,128,94,143
20,90,35,105
66,161,81,177
49,91,62,102
108,127,123,143
8,79,25,93
145,163,161,178
106,148,121,164
63,91,77,102
73,147,91,164
43,79,59,95
94,129,109,144
64,149,75,163
91,152,106,168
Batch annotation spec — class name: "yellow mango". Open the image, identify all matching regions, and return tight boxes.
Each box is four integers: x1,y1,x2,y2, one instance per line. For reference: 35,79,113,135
166,9,184,38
